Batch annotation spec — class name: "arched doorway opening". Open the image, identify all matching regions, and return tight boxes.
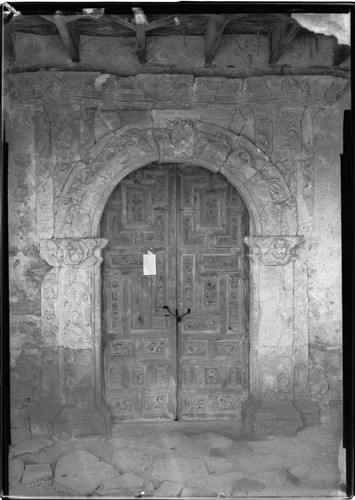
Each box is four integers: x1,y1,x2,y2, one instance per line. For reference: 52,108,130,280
100,162,250,421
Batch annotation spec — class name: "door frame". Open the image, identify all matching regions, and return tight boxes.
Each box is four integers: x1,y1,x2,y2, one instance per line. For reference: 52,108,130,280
39,119,307,415
100,163,251,419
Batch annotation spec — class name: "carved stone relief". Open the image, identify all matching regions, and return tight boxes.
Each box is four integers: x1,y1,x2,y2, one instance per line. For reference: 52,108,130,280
254,111,273,155
154,119,195,160
80,101,97,157
56,126,158,238
33,104,54,238
244,236,304,266
7,73,348,107
245,235,307,398
11,70,339,415
40,238,107,352
117,74,193,109
256,347,293,400
41,269,58,347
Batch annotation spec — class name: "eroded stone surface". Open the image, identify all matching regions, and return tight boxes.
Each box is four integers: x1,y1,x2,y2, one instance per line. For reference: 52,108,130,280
180,486,218,497
151,457,209,486
191,431,238,450
54,450,120,495
9,459,25,484
154,480,186,497
11,437,53,457
233,478,266,492
22,464,52,485
195,472,245,495
97,472,144,496
11,427,31,445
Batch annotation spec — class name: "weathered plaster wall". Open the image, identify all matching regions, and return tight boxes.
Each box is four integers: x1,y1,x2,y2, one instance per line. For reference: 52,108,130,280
6,102,49,440
307,99,347,425
5,31,350,436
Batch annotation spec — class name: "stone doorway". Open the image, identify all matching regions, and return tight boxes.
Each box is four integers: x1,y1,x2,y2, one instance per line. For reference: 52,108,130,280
100,163,249,421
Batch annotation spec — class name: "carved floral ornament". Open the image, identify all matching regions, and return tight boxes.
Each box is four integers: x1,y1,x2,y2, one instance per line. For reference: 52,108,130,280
244,236,304,266
40,238,108,267
53,117,298,240
6,73,348,106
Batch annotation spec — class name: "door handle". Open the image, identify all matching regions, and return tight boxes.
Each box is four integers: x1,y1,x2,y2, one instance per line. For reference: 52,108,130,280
163,306,191,323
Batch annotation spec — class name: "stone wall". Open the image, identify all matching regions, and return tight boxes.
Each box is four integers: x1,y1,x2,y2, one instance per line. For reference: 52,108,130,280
5,39,349,435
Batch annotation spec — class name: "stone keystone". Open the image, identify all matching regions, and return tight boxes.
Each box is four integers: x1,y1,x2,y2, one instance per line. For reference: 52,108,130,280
54,450,120,495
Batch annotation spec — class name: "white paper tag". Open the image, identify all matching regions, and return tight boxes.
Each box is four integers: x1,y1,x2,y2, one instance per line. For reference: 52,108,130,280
143,251,156,275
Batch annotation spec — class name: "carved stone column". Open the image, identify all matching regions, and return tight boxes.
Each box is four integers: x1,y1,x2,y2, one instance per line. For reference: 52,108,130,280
40,238,109,437
244,235,306,400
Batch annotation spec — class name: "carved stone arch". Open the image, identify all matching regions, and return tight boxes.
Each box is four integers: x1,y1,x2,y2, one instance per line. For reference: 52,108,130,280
55,119,296,239
41,117,307,434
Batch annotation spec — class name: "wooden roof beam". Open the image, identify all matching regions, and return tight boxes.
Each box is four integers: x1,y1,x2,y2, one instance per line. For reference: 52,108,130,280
145,15,180,32
41,14,80,62
111,13,148,64
204,16,228,67
269,19,301,65
204,14,248,67
4,22,16,66
135,23,146,64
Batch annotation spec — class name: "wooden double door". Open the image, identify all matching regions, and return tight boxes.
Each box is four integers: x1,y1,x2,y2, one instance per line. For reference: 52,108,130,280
101,163,249,421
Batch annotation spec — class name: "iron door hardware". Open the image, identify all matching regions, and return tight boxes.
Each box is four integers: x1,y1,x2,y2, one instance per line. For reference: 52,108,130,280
163,305,191,323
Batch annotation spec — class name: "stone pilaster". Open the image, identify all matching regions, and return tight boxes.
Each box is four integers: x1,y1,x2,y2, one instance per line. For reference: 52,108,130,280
40,238,109,437
244,236,306,400
33,103,54,239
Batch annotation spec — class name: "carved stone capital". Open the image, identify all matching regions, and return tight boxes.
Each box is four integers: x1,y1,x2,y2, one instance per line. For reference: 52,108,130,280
244,236,304,266
40,238,108,268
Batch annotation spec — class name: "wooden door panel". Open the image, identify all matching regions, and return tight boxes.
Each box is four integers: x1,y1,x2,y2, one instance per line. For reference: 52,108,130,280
101,163,249,421
101,165,177,420
177,166,249,419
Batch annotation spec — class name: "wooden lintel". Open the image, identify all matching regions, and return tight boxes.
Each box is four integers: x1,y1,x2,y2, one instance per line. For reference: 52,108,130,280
334,44,351,66
269,20,301,65
136,23,147,64
204,16,228,67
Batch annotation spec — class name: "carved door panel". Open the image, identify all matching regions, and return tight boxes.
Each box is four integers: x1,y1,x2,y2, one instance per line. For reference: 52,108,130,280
101,163,249,421
101,165,178,420
177,166,249,419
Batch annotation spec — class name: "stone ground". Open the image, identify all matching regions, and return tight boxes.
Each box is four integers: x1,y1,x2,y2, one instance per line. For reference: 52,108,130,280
9,421,345,498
